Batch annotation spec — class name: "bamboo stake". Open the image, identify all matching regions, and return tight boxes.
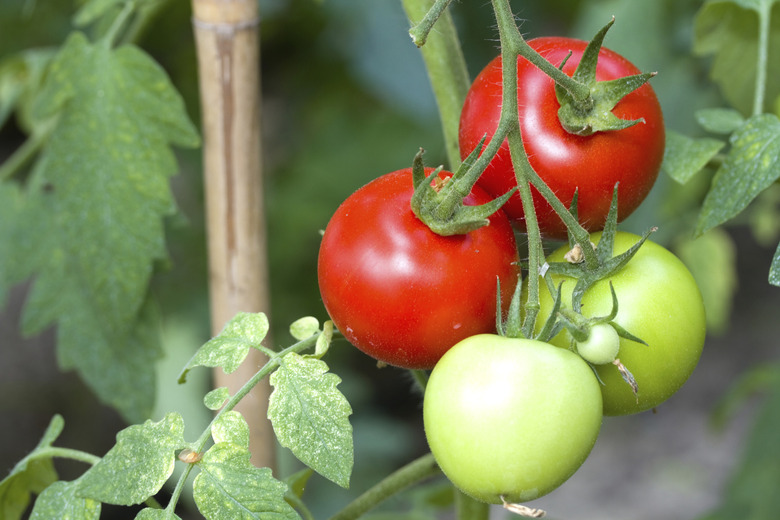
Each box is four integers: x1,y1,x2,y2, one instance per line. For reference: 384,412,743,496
191,0,274,470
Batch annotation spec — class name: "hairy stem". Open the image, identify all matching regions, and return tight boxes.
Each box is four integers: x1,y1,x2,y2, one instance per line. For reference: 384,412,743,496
402,0,470,168
455,489,490,520
753,2,771,116
328,453,441,520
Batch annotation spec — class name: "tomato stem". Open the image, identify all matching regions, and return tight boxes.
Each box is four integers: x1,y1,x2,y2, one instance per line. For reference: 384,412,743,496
402,0,470,168
753,1,771,116
327,453,441,520
455,489,490,520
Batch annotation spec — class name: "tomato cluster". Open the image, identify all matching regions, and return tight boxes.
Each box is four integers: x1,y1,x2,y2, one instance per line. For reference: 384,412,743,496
317,35,705,507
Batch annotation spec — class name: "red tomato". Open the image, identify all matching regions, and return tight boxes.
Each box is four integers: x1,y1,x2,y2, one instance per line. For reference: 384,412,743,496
459,37,665,239
317,168,520,369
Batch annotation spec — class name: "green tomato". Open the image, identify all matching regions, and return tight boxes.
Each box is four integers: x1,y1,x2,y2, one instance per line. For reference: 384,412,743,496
423,334,602,504
577,322,620,365
535,232,706,415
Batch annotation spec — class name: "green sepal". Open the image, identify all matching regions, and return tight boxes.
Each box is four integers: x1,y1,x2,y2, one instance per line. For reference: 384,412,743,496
409,147,516,236
534,281,565,343
551,185,657,312
554,17,656,136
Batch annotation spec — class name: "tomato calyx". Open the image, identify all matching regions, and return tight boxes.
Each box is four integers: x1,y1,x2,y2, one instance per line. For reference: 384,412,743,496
554,18,657,136
548,185,658,311
410,147,516,236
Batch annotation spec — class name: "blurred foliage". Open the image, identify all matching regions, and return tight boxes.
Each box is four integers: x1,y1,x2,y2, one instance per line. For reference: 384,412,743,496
1,0,779,518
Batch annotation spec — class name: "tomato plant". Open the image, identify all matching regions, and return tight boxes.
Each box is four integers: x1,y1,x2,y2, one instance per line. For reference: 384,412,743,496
534,232,706,415
458,37,665,238
317,167,519,369
423,334,603,504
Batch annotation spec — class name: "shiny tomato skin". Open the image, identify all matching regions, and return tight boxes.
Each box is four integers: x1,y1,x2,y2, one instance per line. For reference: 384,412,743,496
424,334,603,503
459,37,665,239
317,168,520,369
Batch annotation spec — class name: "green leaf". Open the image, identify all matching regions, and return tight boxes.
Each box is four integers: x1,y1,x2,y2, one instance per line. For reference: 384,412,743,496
313,320,334,358
662,130,725,184
697,114,780,235
29,481,100,520
770,241,780,286
12,32,198,421
674,229,737,334
701,371,780,520
0,49,55,131
193,443,300,520
76,413,186,506
135,508,182,520
289,316,319,341
696,107,747,134
203,387,230,411
693,0,780,115
268,352,353,488
179,312,270,384
211,411,250,448
0,415,63,520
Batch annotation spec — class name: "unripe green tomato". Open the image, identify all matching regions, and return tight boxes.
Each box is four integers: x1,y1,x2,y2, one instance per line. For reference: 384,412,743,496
534,232,706,415
577,322,620,365
423,334,603,504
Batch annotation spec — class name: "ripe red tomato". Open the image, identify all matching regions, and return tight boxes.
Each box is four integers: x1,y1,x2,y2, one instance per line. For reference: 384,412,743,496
459,37,665,238
317,168,520,369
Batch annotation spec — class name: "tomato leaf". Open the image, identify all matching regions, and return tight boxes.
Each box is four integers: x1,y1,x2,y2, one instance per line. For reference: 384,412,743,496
192,443,299,520
203,387,230,411
179,312,270,384
675,229,737,333
268,352,353,488
693,0,780,115
29,481,100,520
0,415,62,520
662,130,725,184
135,508,182,520
76,413,186,506
769,241,780,286
211,411,250,447
289,316,319,341
695,107,746,134
697,114,780,235
7,32,199,422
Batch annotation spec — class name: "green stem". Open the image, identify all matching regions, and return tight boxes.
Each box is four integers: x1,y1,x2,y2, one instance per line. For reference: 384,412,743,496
119,0,169,46
103,0,136,48
401,0,470,168
0,121,54,181
753,2,771,116
491,0,590,102
407,0,453,47
38,446,102,466
327,453,441,520
455,489,490,520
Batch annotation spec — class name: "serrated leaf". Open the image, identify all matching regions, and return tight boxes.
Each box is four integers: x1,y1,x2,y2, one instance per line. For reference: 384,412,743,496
697,114,780,235
675,229,737,334
702,372,780,520
662,131,725,185
76,413,185,506
268,353,353,488
693,0,780,115
204,387,230,411
770,241,780,286
696,107,747,134
12,32,198,421
0,415,63,520
29,481,100,520
179,312,270,383
135,508,182,520
289,316,319,341
211,411,250,447
193,443,300,520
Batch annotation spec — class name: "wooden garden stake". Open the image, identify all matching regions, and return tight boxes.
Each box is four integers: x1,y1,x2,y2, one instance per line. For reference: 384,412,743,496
191,0,274,470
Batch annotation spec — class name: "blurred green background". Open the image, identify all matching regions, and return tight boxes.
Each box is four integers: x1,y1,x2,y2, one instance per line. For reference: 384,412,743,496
1,0,778,518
